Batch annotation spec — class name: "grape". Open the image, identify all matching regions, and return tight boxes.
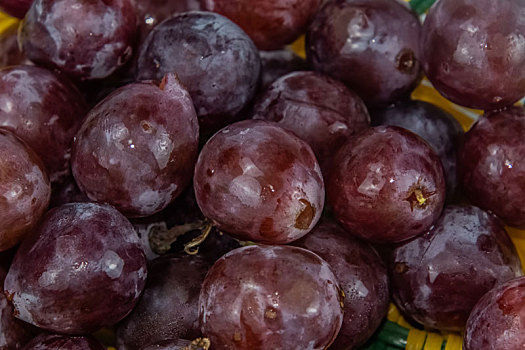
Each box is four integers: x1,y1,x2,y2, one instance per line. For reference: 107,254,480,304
22,334,105,350
202,0,322,50
116,255,210,350
49,176,90,209
20,0,137,81
421,0,525,110
0,129,50,251
459,106,525,228
194,120,324,244
292,219,389,349
0,27,28,68
464,276,525,350
391,205,522,331
142,338,210,350
0,0,32,18
371,99,464,198
199,245,344,350
252,71,370,174
4,202,147,334
328,125,445,244
259,50,309,89
71,73,199,218
0,65,88,183
306,0,422,106
136,12,261,133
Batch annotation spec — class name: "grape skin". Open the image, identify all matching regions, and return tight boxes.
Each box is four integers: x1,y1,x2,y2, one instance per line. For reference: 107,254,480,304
0,0,32,18
21,334,106,350
259,50,309,89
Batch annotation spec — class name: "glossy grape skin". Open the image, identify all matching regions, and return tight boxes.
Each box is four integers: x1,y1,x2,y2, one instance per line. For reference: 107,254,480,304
22,334,105,350
194,120,324,244
136,12,261,133
0,129,50,251
252,71,370,174
328,125,445,244
72,74,199,218
421,0,525,110
4,202,148,334
116,255,210,350
199,245,344,350
464,276,525,350
259,50,309,89
306,0,422,106
459,107,525,228
391,205,522,331
202,0,321,50
0,65,88,183
371,99,464,198
0,0,32,18
292,220,389,349
20,0,137,81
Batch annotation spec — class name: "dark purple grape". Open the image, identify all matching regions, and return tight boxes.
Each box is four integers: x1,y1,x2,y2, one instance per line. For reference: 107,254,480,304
328,125,446,244
22,334,105,350
421,0,525,110
0,26,29,68
136,12,261,133
4,202,147,334
252,71,370,174
0,129,50,251
20,0,137,81
0,65,88,183
194,120,324,244
116,255,210,350
199,245,344,350
371,99,464,198
0,0,32,18
292,219,389,349
307,0,422,106
391,205,522,331
459,106,525,228
464,276,525,350
72,74,199,218
259,50,309,89
202,0,322,50
142,338,210,350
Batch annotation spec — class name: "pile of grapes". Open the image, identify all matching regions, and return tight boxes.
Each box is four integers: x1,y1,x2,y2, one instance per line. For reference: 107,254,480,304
0,0,524,349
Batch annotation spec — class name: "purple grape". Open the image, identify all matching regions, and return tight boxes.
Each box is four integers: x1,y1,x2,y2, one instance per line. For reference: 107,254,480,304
259,50,309,89
142,338,210,350
421,0,525,110
4,202,147,334
22,334,105,350
72,74,199,218
391,205,522,331
0,0,32,18
0,27,28,68
307,0,422,106
464,276,525,350
136,12,261,133
202,0,322,50
459,106,525,228
194,120,324,244
328,125,446,243
0,65,88,183
371,99,464,198
0,129,50,251
199,245,344,350
292,219,389,349
20,0,137,81
116,255,210,350
252,71,370,174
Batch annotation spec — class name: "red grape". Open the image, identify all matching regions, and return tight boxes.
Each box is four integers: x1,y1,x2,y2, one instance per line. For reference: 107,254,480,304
20,0,137,81
4,202,147,334
0,0,32,18
0,65,88,183
259,50,308,89
0,27,28,68
459,106,525,228
194,120,324,244
22,334,105,350
328,125,446,244
199,245,344,349
0,129,50,251
421,0,525,110
72,74,199,218
142,338,210,350
307,0,422,106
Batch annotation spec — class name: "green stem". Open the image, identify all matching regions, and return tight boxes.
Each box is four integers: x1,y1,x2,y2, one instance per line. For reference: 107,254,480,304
409,0,437,14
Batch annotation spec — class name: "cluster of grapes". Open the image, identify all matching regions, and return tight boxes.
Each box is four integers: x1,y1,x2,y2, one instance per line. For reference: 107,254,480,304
0,0,524,349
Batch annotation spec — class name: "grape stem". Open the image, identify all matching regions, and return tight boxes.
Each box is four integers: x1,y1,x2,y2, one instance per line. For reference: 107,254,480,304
184,221,214,255
182,337,211,350
149,220,204,255
409,0,436,14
